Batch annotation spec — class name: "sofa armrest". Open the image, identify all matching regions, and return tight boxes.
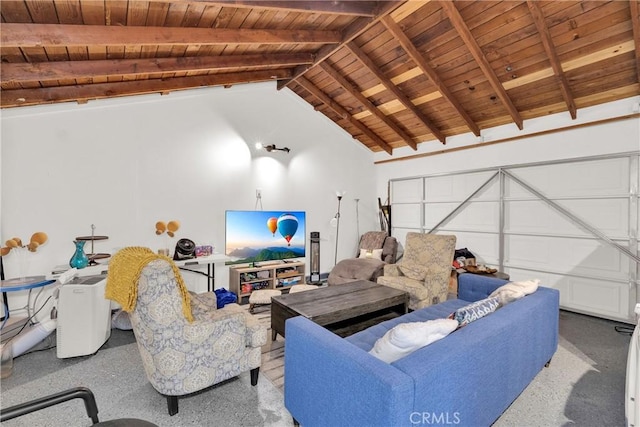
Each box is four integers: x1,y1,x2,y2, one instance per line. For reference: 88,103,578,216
184,308,246,336
383,263,403,277
457,273,509,302
284,317,414,427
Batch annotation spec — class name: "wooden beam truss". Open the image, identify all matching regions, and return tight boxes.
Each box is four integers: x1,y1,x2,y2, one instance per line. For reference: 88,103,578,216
1,53,314,84
296,76,393,154
319,61,417,150
526,1,577,120
1,23,341,47
0,69,291,107
347,41,446,144
440,0,524,130
381,15,481,137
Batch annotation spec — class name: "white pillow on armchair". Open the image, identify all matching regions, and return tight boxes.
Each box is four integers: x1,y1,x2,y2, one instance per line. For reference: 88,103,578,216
359,248,383,260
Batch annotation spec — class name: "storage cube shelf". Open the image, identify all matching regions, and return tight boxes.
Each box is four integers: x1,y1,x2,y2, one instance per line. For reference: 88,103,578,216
229,261,305,304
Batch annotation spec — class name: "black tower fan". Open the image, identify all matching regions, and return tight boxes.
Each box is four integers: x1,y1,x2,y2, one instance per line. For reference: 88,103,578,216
310,231,321,284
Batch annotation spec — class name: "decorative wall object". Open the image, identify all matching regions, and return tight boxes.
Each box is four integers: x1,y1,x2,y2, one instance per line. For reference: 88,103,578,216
1,232,48,278
1,232,48,255
155,220,180,256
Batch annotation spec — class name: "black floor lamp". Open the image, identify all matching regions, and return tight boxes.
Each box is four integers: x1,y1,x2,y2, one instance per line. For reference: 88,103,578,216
331,192,344,266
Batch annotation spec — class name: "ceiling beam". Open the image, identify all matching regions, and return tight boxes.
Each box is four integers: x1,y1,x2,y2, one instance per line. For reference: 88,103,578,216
296,76,393,154
319,61,417,150
390,1,432,22
440,0,524,130
191,1,383,16
1,23,341,48
526,1,577,120
278,1,403,90
381,15,480,136
630,0,640,84
1,53,315,84
353,92,441,120
346,41,446,144
0,69,291,108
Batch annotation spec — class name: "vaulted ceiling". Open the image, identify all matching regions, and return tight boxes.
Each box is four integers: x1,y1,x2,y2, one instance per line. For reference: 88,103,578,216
1,1,639,154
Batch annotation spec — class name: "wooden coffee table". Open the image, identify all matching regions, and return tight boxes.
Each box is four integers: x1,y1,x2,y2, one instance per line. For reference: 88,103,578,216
270,280,409,340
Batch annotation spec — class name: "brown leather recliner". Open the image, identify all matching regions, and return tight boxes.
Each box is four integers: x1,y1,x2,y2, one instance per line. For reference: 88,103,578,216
327,231,398,286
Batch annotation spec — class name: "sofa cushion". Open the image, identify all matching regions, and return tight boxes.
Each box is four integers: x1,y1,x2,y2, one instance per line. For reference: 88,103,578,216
450,296,500,327
369,318,459,363
359,248,383,260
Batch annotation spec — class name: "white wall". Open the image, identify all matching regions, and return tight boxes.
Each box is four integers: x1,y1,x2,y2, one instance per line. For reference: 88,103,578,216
374,96,640,191
0,82,381,298
2,83,638,312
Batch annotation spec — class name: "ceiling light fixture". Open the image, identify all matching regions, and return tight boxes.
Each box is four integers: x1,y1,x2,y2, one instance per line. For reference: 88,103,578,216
263,144,290,153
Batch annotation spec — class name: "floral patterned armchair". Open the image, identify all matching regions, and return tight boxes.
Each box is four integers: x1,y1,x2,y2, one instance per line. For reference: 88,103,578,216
377,233,456,310
127,258,267,416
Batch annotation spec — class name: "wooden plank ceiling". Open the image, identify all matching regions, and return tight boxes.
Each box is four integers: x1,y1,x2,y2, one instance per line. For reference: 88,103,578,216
1,1,639,154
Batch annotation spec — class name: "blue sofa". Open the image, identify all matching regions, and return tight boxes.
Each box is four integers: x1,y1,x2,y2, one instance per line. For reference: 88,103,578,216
284,274,559,427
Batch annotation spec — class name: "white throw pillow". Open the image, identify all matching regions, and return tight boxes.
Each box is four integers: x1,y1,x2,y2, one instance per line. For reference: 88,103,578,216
359,248,383,260
490,279,540,305
369,319,459,363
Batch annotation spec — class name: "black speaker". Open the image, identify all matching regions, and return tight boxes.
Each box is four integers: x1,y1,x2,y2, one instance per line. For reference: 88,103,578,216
310,231,321,284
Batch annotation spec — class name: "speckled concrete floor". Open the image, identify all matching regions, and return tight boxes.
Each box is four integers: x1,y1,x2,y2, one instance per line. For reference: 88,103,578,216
495,310,631,427
1,309,632,427
0,329,293,427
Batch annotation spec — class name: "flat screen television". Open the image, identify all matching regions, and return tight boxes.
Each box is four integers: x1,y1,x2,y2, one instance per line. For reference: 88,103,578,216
225,210,306,265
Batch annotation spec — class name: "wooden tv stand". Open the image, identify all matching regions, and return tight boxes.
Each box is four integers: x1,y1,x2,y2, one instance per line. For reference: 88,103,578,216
229,261,305,304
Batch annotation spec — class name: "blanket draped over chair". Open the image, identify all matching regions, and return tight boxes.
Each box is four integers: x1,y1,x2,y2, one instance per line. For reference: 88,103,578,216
105,246,193,322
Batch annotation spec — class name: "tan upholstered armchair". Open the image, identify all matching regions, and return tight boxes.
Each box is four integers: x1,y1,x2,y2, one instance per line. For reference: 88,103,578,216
106,248,267,416
377,233,456,310
327,231,398,286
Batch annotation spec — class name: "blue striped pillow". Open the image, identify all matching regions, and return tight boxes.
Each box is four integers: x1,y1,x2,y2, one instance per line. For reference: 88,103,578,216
450,296,500,327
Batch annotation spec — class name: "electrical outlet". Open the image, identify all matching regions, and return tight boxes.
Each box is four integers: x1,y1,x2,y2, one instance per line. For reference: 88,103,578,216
256,188,262,198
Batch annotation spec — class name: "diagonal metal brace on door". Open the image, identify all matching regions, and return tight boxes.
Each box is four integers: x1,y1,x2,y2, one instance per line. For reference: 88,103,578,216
427,171,500,234
502,169,640,265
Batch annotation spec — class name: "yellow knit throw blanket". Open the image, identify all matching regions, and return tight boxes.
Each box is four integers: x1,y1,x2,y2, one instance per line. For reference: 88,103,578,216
105,246,193,322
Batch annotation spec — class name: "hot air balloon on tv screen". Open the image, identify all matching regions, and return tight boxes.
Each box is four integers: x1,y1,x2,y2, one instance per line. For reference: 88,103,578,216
277,213,298,246
267,217,278,236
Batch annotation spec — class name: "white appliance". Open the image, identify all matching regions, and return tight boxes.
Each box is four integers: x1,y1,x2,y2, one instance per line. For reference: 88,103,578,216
56,275,111,359
627,303,640,427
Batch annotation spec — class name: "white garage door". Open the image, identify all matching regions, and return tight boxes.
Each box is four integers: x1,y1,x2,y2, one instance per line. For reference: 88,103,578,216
389,153,640,324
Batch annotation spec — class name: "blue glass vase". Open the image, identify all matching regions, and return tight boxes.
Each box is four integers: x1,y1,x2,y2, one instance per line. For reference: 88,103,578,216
69,240,89,269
